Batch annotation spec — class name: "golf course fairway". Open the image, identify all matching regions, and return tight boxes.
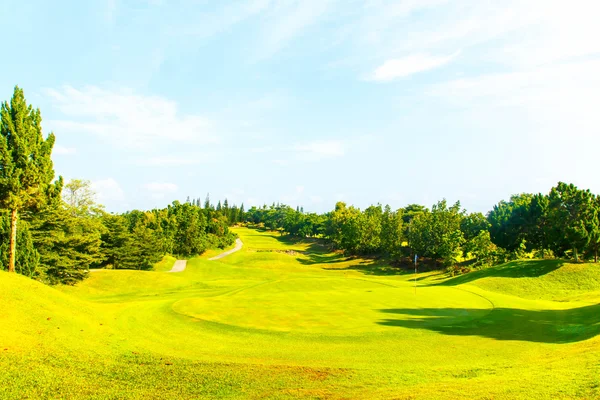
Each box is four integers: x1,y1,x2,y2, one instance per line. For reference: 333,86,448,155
1,227,599,399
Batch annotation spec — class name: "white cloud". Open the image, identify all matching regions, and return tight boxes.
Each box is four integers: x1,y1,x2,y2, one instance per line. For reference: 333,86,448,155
44,86,217,151
295,140,345,160
142,182,179,200
370,51,459,81
53,144,77,155
92,178,125,203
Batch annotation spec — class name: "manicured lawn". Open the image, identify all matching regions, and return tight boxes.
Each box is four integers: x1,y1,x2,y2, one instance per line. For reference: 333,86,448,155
1,227,599,398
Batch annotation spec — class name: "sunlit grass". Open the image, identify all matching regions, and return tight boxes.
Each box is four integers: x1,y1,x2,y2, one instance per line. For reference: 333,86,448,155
1,227,600,399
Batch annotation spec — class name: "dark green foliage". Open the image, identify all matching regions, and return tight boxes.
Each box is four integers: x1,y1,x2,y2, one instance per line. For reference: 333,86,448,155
380,206,405,258
0,86,62,273
0,212,39,276
0,86,61,212
29,207,104,285
408,200,464,266
487,194,534,253
547,182,595,261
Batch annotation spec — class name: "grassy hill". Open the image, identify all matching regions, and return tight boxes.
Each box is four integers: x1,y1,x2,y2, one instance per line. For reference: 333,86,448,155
1,227,599,399
439,259,600,302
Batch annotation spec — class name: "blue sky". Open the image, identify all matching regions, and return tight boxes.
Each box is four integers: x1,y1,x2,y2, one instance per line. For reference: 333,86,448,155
2,0,599,214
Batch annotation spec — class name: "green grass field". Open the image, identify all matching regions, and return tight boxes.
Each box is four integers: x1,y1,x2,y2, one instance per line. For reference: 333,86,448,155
1,227,600,399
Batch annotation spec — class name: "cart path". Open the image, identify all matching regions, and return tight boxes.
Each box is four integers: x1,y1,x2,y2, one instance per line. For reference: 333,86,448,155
209,238,243,261
169,260,188,272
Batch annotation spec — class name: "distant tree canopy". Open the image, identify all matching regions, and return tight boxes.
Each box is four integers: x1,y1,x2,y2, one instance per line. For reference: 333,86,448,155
244,182,600,268
3,88,598,286
1,179,238,284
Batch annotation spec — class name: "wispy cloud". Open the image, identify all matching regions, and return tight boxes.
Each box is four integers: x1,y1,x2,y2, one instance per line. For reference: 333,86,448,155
44,86,218,151
426,59,600,135
370,51,459,81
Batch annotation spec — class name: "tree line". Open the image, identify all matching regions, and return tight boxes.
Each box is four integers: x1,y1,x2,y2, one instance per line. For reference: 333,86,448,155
245,181,600,269
3,85,598,285
0,87,236,284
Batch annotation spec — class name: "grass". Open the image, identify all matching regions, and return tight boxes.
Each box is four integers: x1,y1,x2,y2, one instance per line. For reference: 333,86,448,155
153,255,177,272
1,227,600,399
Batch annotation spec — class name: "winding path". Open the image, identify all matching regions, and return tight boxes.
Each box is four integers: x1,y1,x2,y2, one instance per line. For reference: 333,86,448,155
209,238,243,261
169,260,187,273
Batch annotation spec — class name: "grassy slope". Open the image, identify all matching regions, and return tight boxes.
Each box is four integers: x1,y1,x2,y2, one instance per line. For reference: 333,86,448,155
439,259,600,302
153,255,178,272
0,227,599,399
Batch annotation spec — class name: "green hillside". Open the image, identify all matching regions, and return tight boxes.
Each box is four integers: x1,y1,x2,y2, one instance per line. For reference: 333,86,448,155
1,227,599,399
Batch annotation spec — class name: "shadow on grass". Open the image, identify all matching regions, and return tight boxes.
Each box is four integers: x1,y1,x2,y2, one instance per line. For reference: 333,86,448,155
439,259,564,287
248,229,331,255
297,253,350,265
322,260,413,276
377,303,600,343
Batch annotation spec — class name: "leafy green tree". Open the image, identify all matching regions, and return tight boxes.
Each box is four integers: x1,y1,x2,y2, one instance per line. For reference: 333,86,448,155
0,86,62,272
380,205,405,258
487,194,533,253
464,230,498,266
359,205,383,254
329,202,362,254
547,182,593,261
526,193,551,258
30,206,105,284
408,200,464,266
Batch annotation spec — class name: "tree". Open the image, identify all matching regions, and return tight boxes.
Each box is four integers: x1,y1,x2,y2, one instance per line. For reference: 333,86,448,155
408,200,464,266
487,194,533,253
0,213,39,277
547,182,593,261
0,86,62,272
30,206,104,284
527,193,550,258
585,196,600,262
63,179,101,216
381,205,405,258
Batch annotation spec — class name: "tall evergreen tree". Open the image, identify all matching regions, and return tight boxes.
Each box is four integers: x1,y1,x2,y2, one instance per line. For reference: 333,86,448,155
0,86,62,273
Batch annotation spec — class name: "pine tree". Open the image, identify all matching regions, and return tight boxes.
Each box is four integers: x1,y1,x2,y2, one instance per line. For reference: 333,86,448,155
30,207,105,284
0,86,62,273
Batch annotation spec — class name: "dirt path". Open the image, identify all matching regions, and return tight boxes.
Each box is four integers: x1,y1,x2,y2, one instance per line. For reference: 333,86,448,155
169,260,187,272
209,238,243,261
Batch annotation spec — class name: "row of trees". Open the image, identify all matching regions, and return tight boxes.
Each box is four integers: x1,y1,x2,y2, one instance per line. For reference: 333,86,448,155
488,182,600,262
186,196,246,225
1,179,237,284
0,87,236,285
246,182,600,268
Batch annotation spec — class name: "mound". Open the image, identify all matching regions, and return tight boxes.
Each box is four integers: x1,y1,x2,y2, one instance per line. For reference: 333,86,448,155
442,260,600,301
0,271,110,354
